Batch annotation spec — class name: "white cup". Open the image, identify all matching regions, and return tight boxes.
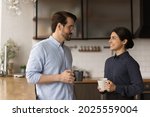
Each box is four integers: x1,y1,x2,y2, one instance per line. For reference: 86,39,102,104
97,78,107,91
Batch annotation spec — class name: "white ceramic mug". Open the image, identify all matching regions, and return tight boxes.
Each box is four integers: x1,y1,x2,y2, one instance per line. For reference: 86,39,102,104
97,78,107,91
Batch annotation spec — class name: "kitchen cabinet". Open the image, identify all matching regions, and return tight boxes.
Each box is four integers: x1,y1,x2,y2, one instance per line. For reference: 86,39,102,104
85,0,132,39
74,80,102,100
33,0,82,40
74,79,150,100
33,0,133,40
134,0,150,38
141,80,150,100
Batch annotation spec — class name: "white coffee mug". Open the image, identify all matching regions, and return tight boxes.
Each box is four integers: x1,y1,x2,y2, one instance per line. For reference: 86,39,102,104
97,78,107,91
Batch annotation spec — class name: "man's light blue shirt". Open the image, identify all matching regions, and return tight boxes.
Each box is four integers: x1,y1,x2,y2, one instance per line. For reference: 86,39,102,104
26,36,73,100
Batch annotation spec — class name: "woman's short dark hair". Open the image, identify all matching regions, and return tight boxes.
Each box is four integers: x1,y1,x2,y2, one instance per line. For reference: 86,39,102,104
112,27,134,49
51,11,77,33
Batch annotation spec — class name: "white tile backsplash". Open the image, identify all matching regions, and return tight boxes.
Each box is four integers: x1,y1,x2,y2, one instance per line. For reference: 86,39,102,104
66,38,150,79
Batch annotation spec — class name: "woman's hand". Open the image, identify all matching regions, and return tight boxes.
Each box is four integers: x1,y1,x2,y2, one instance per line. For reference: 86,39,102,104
105,80,116,92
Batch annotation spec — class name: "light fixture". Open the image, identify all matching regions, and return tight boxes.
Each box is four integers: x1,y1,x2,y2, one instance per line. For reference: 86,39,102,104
5,0,36,15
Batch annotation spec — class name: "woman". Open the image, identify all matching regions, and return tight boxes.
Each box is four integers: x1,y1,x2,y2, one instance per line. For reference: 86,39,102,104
99,27,144,100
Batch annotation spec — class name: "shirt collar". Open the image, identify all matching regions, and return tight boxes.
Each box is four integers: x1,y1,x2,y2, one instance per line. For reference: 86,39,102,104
114,51,129,59
49,36,63,48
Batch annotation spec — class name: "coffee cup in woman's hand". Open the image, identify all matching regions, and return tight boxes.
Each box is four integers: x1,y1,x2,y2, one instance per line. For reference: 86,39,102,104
97,78,107,92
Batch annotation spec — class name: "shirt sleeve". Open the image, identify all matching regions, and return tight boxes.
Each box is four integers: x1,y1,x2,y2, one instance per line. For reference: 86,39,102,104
116,60,144,97
26,44,45,84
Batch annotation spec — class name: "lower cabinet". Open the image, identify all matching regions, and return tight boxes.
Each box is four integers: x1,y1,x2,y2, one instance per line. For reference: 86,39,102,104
141,93,150,100
74,81,150,100
141,82,150,100
74,83,101,100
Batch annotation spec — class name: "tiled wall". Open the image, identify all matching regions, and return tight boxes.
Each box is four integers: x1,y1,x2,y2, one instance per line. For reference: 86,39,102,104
66,38,150,79
129,39,150,78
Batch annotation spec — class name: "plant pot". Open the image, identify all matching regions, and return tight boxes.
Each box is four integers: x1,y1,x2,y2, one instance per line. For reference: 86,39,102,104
7,62,14,77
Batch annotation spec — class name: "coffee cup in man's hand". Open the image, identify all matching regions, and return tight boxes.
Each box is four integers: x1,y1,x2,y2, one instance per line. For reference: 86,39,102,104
73,70,83,81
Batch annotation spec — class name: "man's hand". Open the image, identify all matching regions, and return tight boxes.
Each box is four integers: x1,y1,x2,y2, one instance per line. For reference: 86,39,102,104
59,70,75,83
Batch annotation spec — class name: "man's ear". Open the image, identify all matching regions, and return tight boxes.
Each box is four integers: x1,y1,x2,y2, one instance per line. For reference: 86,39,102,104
57,23,63,30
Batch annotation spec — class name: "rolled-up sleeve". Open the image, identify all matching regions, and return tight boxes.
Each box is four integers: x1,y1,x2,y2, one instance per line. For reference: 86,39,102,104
26,45,45,84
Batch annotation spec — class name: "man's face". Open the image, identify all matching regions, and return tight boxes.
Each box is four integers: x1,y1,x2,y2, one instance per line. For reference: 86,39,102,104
61,17,75,41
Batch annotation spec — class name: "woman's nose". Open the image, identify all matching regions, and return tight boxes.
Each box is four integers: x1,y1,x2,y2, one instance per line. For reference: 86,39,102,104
108,38,111,43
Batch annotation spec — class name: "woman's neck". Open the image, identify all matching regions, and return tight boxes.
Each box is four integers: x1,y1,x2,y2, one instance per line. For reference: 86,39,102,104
115,49,126,56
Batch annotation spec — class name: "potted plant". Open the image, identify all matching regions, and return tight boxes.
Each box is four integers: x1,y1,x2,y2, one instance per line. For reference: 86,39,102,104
0,38,19,76
20,65,26,75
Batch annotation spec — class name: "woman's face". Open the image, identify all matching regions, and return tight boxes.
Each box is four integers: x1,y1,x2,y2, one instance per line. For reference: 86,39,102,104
109,32,125,51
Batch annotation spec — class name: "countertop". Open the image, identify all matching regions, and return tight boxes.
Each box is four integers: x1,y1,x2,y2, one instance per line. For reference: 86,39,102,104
0,77,150,100
75,78,150,84
0,77,36,100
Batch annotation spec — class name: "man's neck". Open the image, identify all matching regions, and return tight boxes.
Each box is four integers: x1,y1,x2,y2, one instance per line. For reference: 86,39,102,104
52,33,64,44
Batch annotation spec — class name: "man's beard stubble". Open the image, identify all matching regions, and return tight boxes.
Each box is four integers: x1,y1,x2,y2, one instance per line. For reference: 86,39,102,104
62,31,72,41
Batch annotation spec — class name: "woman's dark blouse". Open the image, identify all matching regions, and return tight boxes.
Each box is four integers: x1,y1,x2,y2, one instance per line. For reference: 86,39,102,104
104,51,144,99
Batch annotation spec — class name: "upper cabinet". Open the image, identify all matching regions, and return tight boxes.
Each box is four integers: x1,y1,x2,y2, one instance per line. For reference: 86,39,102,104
33,0,82,40
85,0,132,39
33,0,133,40
134,0,150,38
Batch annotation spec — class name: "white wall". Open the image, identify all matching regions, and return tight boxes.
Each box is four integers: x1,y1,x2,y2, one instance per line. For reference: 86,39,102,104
129,39,150,78
0,0,2,46
65,39,150,79
1,1,150,79
65,40,111,79
1,0,34,72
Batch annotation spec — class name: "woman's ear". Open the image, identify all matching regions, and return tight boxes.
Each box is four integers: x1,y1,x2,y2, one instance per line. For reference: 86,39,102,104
122,39,127,45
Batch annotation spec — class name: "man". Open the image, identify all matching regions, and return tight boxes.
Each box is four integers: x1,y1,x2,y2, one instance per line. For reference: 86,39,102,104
26,11,77,100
